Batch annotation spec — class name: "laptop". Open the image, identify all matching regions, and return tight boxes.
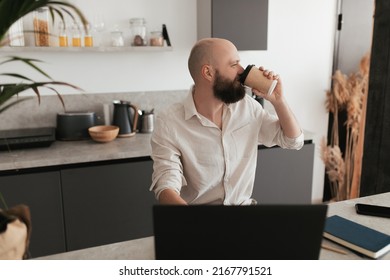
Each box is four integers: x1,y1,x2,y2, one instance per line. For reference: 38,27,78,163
153,204,328,260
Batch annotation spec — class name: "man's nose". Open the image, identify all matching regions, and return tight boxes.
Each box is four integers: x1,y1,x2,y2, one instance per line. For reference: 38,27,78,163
237,64,245,74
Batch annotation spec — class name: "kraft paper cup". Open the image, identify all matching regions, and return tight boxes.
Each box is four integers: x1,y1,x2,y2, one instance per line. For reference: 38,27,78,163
239,65,278,96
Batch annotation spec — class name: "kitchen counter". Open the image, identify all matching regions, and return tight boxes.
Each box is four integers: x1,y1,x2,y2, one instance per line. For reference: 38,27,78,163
1,131,315,258
0,132,314,172
0,133,152,172
36,192,390,260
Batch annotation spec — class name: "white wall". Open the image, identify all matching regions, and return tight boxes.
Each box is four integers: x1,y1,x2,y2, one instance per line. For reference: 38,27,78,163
240,0,337,203
4,0,337,203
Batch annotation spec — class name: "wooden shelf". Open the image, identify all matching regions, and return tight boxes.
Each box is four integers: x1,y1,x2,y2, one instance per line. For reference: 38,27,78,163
0,46,173,53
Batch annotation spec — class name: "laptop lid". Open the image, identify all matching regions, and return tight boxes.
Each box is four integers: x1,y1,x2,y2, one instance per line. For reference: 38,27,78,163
153,204,328,260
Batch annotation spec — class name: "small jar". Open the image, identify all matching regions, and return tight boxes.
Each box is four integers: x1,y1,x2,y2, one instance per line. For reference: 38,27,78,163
8,18,25,46
84,24,93,47
149,30,163,46
129,18,147,46
111,31,124,47
33,7,50,46
71,22,81,47
58,21,68,47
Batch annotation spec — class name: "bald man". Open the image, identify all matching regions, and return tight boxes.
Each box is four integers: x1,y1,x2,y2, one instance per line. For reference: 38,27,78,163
150,38,303,205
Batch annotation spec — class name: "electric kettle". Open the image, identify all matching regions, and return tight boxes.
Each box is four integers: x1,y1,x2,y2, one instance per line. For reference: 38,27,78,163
112,100,139,137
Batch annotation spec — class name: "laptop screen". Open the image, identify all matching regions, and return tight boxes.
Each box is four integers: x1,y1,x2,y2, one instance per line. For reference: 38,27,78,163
153,204,328,260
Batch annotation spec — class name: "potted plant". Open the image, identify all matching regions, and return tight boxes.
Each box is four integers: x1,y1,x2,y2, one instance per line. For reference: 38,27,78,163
0,0,87,259
0,0,88,113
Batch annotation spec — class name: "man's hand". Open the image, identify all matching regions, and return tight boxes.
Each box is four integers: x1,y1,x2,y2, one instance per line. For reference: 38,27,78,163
252,66,302,139
159,189,188,205
252,66,284,105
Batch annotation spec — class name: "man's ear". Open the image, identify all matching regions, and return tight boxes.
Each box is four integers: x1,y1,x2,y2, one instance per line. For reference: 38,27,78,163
201,64,213,81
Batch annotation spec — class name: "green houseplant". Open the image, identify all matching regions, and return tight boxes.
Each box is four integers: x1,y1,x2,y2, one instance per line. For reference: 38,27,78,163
0,0,88,113
0,0,87,259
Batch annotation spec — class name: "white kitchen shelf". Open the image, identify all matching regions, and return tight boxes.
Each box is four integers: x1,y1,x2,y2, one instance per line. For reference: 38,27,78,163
0,46,173,53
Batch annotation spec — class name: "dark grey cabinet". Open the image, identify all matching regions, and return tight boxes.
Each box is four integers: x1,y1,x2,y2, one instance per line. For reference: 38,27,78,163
61,159,155,251
198,0,268,50
252,143,315,204
0,171,66,258
0,158,155,256
0,143,313,257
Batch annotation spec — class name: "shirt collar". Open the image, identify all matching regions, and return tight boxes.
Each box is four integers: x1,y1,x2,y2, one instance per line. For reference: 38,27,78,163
183,86,232,121
183,86,199,120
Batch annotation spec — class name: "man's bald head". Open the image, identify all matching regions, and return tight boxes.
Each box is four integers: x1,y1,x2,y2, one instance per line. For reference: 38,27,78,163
188,38,236,82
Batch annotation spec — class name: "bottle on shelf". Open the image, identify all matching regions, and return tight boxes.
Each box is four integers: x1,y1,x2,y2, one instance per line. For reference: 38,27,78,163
71,21,81,47
33,7,50,46
8,18,25,46
92,14,105,46
111,31,124,47
149,30,163,46
84,23,93,47
130,18,147,46
58,21,68,47
110,25,124,47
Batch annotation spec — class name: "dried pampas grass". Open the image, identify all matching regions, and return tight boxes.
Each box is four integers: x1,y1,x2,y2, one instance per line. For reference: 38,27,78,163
321,138,346,201
322,53,370,201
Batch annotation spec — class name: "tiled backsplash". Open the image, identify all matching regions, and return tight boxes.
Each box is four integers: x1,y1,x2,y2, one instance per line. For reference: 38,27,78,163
1,90,188,130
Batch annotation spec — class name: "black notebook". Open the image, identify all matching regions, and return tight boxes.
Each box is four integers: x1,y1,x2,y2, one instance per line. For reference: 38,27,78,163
153,204,328,260
323,215,390,259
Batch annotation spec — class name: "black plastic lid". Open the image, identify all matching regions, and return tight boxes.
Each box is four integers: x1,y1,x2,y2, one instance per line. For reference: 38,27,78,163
239,64,255,84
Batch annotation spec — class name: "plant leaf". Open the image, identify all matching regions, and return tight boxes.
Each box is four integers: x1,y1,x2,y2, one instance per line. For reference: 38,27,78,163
0,56,52,80
0,0,88,43
0,73,35,82
45,86,65,108
0,81,84,109
0,0,87,112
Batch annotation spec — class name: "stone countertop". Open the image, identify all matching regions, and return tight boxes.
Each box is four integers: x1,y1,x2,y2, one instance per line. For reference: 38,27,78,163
0,133,152,172
0,131,314,172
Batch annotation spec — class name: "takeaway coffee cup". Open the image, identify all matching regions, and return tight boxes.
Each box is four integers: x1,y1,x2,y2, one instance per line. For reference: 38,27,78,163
239,64,278,96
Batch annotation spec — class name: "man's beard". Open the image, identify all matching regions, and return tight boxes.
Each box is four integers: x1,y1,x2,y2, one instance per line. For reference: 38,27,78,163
213,70,246,104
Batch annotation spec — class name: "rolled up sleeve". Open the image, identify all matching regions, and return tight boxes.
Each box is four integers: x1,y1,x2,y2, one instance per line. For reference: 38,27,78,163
278,130,304,150
257,108,304,150
149,116,187,200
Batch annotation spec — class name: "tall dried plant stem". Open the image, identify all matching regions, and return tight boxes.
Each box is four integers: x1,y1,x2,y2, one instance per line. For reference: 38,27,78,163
330,101,339,147
350,59,370,198
322,55,369,201
344,128,358,198
321,138,345,201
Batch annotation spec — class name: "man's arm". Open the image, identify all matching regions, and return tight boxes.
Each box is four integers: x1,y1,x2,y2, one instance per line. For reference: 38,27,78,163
158,189,188,205
271,96,302,138
150,114,188,205
253,68,302,139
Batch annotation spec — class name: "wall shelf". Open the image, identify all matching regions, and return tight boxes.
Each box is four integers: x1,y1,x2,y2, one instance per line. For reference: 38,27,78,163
0,46,173,53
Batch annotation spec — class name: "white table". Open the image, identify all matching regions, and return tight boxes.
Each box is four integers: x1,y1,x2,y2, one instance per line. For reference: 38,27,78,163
37,192,390,260
320,192,390,259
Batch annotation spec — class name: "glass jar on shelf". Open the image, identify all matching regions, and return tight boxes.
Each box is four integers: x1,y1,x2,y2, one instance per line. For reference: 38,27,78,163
111,30,124,47
129,18,147,46
149,30,163,46
58,21,68,47
33,7,50,46
84,23,94,47
8,18,25,46
71,21,81,47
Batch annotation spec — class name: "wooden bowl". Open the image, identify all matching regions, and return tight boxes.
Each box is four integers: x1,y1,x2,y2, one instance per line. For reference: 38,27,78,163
88,125,119,143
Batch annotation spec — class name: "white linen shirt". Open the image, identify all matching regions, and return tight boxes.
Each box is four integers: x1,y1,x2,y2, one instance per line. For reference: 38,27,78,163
150,89,304,205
